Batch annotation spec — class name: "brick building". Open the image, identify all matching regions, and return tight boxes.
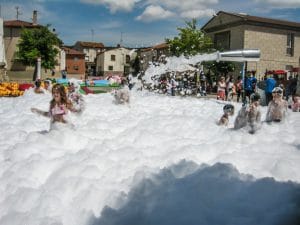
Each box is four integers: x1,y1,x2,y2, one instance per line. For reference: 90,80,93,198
62,47,85,75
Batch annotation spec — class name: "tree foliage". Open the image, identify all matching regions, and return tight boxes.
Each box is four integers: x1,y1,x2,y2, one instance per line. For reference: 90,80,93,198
166,19,213,57
17,25,62,69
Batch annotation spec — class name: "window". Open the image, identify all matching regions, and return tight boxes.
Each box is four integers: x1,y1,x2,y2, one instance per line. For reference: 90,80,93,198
286,33,294,56
108,66,113,71
111,55,116,61
73,65,79,70
74,57,78,61
214,31,230,50
126,55,130,63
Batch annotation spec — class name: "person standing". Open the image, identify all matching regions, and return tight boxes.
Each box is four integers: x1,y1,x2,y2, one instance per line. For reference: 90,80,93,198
265,74,276,105
235,76,243,102
217,76,226,100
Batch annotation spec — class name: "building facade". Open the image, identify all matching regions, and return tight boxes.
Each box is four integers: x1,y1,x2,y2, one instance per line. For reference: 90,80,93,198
3,11,41,71
202,11,300,80
3,10,64,75
96,47,136,77
73,41,105,76
62,47,85,75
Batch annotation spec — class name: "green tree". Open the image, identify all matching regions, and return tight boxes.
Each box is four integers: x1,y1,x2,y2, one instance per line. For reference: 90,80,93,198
166,19,213,57
17,25,62,72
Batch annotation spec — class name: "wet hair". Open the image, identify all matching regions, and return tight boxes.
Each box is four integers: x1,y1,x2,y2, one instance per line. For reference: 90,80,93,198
44,80,51,85
50,83,69,108
223,104,235,114
272,87,283,95
35,80,41,88
251,93,261,102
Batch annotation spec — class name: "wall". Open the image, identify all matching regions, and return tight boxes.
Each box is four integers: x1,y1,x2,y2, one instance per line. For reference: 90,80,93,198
244,25,300,79
65,54,85,74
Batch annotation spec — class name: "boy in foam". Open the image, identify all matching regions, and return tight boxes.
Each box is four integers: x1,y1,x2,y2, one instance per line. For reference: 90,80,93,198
234,93,262,133
266,87,288,122
248,93,262,133
218,104,234,126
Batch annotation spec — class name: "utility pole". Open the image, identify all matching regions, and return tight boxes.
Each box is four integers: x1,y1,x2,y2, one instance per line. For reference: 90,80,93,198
15,6,22,20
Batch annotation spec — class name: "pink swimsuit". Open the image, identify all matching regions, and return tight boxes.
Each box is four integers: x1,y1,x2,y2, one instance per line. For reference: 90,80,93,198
51,104,66,116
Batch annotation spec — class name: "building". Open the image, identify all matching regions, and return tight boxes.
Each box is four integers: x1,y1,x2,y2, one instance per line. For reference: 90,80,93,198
62,47,85,75
73,41,105,76
96,47,136,77
202,11,300,80
3,11,41,71
3,10,64,76
139,43,170,72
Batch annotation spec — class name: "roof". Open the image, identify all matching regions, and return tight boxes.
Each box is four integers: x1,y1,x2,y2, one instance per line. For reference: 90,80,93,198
62,47,85,55
76,41,104,48
142,43,169,52
4,20,41,28
153,43,169,49
202,11,300,32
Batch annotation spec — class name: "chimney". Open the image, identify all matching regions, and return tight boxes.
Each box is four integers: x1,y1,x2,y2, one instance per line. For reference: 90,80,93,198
32,10,37,25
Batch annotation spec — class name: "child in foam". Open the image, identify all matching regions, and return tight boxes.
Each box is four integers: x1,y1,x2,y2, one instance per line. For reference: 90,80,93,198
291,94,300,112
67,79,84,113
34,79,45,94
247,93,262,133
43,80,52,92
234,93,262,134
31,83,74,124
266,87,288,122
218,104,235,126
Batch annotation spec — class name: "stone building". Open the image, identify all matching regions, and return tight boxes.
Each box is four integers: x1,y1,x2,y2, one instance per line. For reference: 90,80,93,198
202,11,300,81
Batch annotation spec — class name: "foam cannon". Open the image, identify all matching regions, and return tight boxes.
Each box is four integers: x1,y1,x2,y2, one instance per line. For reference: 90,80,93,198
216,49,260,62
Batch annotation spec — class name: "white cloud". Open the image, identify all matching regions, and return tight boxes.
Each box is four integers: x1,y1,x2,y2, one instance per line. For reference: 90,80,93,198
145,0,219,11
80,0,140,13
254,0,300,8
136,5,175,22
180,9,216,19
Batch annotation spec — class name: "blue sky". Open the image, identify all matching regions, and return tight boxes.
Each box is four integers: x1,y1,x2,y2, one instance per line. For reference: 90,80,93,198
1,0,300,47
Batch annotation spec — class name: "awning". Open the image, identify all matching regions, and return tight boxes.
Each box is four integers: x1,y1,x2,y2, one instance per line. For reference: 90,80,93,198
266,70,287,75
274,70,287,74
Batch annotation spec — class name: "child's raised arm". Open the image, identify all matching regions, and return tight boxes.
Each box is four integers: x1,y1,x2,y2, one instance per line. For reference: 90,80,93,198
31,108,50,117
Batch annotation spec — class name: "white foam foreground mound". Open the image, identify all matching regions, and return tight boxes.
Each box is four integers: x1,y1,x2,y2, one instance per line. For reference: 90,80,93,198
0,89,300,225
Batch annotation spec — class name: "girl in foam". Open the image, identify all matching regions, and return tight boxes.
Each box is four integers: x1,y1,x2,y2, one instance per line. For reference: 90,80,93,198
31,83,74,125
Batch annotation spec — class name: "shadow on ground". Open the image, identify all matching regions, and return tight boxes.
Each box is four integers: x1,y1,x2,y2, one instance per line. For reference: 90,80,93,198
89,161,300,225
